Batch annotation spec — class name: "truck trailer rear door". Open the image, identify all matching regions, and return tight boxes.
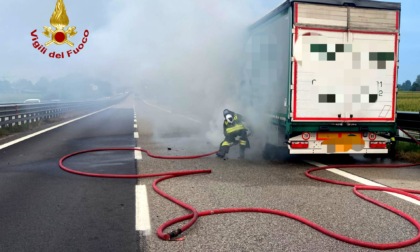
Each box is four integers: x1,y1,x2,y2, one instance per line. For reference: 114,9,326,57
292,2,399,122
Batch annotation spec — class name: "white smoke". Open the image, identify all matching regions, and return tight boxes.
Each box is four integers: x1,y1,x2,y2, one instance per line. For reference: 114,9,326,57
80,0,280,150
1,0,283,155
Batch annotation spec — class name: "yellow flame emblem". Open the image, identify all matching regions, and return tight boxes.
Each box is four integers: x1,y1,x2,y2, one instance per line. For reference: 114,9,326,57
42,0,77,46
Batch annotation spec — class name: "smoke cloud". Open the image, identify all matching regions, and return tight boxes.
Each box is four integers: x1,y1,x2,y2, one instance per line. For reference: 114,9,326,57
1,0,282,157
82,0,281,155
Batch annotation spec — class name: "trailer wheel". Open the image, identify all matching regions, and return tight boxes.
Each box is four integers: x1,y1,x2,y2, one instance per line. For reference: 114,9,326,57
262,143,274,160
263,143,288,161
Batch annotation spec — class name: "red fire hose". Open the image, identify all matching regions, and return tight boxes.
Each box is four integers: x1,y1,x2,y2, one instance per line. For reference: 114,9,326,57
59,147,420,250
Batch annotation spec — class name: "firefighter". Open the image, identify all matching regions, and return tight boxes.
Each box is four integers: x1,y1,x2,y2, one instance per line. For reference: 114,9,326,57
216,109,250,159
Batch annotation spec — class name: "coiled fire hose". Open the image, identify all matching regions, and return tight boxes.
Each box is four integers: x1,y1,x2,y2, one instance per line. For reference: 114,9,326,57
59,147,420,250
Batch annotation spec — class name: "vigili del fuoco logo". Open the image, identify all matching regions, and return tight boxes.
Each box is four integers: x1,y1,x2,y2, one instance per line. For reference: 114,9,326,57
30,0,89,59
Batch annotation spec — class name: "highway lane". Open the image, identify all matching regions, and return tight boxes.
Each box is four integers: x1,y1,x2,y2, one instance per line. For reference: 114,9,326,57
0,107,138,252
134,98,420,252
0,96,419,252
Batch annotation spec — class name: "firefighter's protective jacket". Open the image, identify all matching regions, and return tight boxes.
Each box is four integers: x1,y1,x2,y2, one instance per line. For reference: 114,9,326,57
217,111,251,158
223,113,247,137
221,113,250,149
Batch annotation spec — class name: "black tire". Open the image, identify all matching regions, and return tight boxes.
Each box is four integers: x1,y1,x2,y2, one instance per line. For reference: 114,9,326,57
263,143,289,161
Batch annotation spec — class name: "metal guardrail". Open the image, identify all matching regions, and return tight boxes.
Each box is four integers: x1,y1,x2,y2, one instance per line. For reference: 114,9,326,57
396,111,420,143
0,94,128,129
396,111,420,131
1,100,418,143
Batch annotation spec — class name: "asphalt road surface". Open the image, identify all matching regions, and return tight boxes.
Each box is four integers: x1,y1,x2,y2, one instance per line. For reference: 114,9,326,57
133,96,420,252
1,96,419,252
0,105,137,252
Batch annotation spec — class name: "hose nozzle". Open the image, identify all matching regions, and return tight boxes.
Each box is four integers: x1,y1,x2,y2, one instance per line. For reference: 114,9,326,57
168,228,182,239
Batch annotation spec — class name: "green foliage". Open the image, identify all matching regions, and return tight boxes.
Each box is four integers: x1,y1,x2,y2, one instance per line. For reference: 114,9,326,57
0,122,38,137
411,82,420,91
0,93,43,103
397,91,420,111
0,118,61,137
398,80,412,91
398,75,420,91
0,75,114,103
397,141,420,151
396,142,420,163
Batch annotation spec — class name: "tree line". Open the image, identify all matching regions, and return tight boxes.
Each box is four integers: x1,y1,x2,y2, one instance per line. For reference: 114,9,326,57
398,74,420,91
0,74,117,102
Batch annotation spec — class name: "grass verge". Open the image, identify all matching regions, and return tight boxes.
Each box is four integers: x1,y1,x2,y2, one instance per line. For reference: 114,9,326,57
395,141,420,163
0,118,62,138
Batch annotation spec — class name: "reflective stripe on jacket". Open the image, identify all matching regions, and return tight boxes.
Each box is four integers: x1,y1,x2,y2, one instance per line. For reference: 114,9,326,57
224,114,246,135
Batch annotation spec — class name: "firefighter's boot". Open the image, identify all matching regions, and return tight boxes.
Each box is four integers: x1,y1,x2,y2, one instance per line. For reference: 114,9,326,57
217,146,229,158
239,147,245,159
216,152,225,158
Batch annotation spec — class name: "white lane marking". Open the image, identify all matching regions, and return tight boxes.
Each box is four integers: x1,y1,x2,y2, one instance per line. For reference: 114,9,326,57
142,100,201,124
135,149,143,160
0,107,111,150
133,107,142,159
305,160,420,206
177,114,201,124
136,185,151,235
142,100,171,113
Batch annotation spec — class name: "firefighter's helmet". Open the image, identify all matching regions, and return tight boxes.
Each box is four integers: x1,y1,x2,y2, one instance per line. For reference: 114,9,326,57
223,109,234,123
223,109,231,117
225,114,233,123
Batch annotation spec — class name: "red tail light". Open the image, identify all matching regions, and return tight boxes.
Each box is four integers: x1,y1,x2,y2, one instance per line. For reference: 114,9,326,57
290,141,309,149
369,141,387,149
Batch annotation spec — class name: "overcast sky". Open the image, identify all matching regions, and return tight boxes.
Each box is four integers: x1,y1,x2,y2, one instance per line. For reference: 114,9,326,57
0,0,276,85
0,0,417,85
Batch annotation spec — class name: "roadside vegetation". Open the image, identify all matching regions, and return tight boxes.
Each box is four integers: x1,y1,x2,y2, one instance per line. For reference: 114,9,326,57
0,123,39,138
0,75,118,104
0,118,61,138
397,91,420,111
395,141,420,163
395,91,420,162
0,94,43,104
